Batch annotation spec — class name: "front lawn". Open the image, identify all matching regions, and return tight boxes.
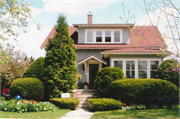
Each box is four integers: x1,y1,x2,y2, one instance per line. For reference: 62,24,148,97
0,108,70,119
91,109,180,119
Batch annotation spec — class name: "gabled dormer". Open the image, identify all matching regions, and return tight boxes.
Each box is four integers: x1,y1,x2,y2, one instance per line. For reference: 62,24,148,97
73,12,134,44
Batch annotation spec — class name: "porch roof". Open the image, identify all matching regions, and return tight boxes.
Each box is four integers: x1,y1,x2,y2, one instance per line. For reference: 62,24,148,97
78,54,107,65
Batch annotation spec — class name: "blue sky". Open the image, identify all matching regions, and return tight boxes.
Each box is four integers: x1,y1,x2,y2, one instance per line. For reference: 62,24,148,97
7,0,179,59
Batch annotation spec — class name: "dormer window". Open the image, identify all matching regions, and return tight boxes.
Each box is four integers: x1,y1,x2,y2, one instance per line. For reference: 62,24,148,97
105,31,111,42
114,31,120,42
96,31,102,42
85,29,122,43
87,31,93,42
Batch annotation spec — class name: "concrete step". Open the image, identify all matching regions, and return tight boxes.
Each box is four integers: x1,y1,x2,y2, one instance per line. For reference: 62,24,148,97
76,94,98,97
79,101,88,105
76,104,89,109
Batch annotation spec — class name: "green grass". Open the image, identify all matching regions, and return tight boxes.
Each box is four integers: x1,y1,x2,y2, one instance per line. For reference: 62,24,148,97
0,108,70,119
91,109,180,119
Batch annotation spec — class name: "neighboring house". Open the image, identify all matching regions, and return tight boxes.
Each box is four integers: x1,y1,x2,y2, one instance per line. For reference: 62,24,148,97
41,12,167,89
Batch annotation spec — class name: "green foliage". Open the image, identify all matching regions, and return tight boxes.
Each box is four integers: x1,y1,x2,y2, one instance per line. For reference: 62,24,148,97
10,78,44,101
0,99,56,112
88,98,122,111
49,98,79,110
23,57,45,80
43,14,77,99
108,79,179,106
94,67,124,94
156,59,179,87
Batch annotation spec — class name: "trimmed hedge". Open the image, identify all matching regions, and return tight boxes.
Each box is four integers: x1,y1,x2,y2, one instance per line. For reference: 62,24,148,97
10,78,44,101
94,67,124,94
156,59,179,87
88,98,122,111
108,79,179,106
23,57,45,80
49,98,79,110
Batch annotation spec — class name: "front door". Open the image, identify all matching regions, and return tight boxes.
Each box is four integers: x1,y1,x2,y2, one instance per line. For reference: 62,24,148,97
89,64,99,89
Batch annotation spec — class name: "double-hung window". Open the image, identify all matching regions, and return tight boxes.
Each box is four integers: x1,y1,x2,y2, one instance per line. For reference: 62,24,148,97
150,61,159,78
105,31,111,42
138,61,147,78
96,31,102,42
114,61,123,69
126,61,135,78
87,31,93,42
114,31,120,42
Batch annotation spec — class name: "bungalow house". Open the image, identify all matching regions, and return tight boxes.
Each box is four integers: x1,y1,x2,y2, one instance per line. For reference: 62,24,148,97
41,12,167,89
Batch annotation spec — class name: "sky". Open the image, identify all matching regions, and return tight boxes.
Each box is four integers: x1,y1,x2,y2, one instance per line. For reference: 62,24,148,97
4,0,180,59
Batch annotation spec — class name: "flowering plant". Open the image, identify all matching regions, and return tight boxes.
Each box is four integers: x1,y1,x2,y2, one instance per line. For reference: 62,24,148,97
0,99,56,113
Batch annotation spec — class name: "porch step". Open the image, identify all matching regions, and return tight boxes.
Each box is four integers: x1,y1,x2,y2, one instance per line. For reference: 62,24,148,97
75,89,101,109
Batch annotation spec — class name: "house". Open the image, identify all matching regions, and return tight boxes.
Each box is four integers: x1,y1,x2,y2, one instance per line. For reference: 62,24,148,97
41,12,167,89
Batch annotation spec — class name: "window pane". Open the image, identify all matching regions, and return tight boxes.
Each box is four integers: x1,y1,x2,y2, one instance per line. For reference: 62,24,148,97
126,71,135,78
87,37,93,42
96,31,102,37
105,37,111,42
114,61,122,69
126,61,135,70
114,37,120,42
151,71,156,78
87,31,93,37
138,71,147,78
138,61,147,70
105,31,111,37
114,31,120,36
96,37,102,42
151,61,159,70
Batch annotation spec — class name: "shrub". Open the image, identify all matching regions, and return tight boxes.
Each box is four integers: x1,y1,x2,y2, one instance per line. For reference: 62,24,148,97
156,59,179,86
23,57,45,80
108,79,179,106
94,67,124,94
10,78,44,101
0,99,56,112
49,98,79,110
88,98,122,111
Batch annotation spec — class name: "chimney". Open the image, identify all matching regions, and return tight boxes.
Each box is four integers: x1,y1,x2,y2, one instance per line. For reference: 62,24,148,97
88,11,92,24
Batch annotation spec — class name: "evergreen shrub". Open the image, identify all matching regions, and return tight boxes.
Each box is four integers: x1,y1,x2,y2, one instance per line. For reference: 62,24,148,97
49,98,79,109
23,57,45,80
88,98,122,111
10,78,44,101
43,14,78,99
94,67,124,94
156,59,179,86
108,79,179,106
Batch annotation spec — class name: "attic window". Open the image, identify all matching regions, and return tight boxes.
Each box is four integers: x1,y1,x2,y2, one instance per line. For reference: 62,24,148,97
96,31,102,42
87,31,93,42
105,31,111,42
114,31,120,42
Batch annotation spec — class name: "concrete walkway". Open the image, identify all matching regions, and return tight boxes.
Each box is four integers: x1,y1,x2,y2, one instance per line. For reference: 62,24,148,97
58,109,94,119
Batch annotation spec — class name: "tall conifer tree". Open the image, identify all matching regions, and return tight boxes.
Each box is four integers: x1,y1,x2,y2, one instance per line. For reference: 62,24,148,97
43,14,77,99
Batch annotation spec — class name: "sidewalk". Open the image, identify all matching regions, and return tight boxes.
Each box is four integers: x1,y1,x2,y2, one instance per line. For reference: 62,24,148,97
58,109,94,119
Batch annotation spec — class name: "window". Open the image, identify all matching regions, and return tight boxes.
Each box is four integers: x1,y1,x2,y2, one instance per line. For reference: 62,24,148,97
87,31,93,42
150,61,159,78
96,31,102,42
138,61,147,78
105,31,111,42
114,31,120,42
126,61,135,78
114,61,123,69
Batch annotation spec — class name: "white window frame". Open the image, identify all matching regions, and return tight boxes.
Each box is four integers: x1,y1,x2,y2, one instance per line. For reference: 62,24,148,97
150,61,159,78
85,29,122,43
111,57,161,79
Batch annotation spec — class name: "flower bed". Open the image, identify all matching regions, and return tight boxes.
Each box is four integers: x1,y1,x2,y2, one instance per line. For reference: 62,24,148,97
0,99,56,113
